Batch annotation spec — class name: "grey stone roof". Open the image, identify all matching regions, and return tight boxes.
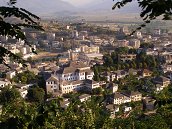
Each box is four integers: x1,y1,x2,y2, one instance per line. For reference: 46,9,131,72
61,80,83,86
85,79,98,84
47,75,58,82
154,76,170,83
114,92,124,99
79,94,91,99
122,91,142,97
57,61,91,74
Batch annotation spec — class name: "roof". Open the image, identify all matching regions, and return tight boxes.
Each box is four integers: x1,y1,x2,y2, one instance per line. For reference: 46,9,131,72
17,88,27,92
85,53,103,58
0,81,9,85
58,61,90,74
79,94,91,99
84,69,93,74
85,79,99,84
114,92,124,99
106,104,114,111
61,80,83,86
128,68,138,73
115,70,126,75
141,69,152,74
69,61,89,69
63,67,77,74
60,100,70,108
107,83,118,89
122,91,142,97
46,75,58,82
143,97,156,103
14,84,33,88
154,76,170,82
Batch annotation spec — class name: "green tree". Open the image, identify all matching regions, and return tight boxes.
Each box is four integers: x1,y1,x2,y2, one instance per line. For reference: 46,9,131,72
92,87,103,95
93,66,100,81
131,62,136,69
21,76,27,84
0,86,21,105
12,70,36,84
143,62,148,68
27,87,45,103
138,63,143,69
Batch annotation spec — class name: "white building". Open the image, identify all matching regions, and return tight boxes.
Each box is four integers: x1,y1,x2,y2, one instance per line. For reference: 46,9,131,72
154,29,161,35
58,62,94,82
113,91,142,105
14,84,33,98
47,33,56,41
18,88,28,98
79,94,91,102
124,106,132,112
129,39,140,49
46,61,98,94
6,71,16,79
136,31,142,38
0,80,11,88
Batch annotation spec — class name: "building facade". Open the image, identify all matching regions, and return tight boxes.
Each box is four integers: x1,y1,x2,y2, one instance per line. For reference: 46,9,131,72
46,61,98,94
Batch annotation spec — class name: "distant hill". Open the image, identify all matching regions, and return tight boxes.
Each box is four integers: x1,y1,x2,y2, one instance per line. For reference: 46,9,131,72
82,0,140,13
15,0,76,15
76,0,140,21
0,0,140,20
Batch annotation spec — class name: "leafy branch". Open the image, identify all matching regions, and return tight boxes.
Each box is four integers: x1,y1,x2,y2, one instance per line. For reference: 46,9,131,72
0,0,44,66
112,0,172,35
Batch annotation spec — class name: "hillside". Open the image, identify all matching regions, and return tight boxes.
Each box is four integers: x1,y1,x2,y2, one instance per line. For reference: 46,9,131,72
15,0,76,15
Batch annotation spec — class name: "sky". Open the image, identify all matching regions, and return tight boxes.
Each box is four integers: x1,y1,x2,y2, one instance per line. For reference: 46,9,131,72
62,0,104,6
0,0,111,7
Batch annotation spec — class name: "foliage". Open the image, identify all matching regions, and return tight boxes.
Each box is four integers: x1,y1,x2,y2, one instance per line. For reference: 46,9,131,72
93,66,100,81
101,48,160,72
0,90,172,129
0,0,43,66
12,70,36,84
27,86,45,103
140,42,154,49
0,86,21,105
92,87,103,95
113,0,172,35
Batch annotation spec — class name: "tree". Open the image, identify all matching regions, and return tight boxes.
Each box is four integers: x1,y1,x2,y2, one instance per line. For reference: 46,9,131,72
0,0,43,66
113,0,172,35
12,70,36,84
0,86,21,105
21,76,27,84
93,66,100,81
92,87,103,95
27,87,45,103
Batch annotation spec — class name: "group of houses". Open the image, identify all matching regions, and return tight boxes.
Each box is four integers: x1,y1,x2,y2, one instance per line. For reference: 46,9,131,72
46,61,100,95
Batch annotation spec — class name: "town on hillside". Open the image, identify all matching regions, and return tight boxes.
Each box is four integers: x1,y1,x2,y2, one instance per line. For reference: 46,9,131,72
1,20,172,125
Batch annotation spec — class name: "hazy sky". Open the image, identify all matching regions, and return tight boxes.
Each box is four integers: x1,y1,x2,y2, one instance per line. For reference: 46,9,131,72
62,0,104,6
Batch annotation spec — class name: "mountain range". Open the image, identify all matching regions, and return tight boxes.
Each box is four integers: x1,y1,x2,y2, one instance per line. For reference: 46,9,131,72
1,0,140,20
